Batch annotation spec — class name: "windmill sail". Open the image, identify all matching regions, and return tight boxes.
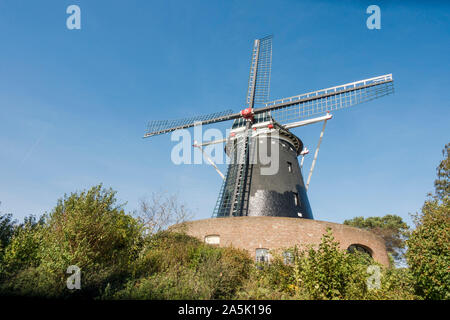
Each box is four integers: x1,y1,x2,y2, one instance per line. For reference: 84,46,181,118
257,74,394,125
144,109,238,137
246,35,273,107
213,35,274,217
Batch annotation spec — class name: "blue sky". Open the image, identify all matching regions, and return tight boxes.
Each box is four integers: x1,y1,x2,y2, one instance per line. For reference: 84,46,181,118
0,0,448,227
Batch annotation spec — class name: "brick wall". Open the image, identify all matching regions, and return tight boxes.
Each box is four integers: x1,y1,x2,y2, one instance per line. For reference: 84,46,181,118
171,216,389,266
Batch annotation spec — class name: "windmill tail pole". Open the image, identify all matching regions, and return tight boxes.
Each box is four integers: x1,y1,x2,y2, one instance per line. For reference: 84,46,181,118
193,141,225,180
306,118,329,191
300,147,309,170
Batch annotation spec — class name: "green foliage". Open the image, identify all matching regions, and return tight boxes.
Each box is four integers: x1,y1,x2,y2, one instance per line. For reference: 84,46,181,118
133,231,204,276
404,143,450,300
112,266,215,300
293,230,369,299
238,229,416,300
365,267,417,300
435,142,450,200
343,214,409,263
0,184,428,300
406,196,450,300
0,184,143,298
1,220,43,275
0,213,15,251
112,231,252,300
0,186,253,299
0,212,16,270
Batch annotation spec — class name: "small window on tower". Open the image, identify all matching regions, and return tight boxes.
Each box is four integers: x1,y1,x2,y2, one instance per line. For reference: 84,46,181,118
256,248,269,264
283,251,294,265
204,235,220,245
287,161,292,173
293,192,300,206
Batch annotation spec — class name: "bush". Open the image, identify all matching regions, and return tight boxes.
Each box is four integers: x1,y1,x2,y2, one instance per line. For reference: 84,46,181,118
406,196,450,300
0,185,421,300
0,213,15,252
1,184,143,298
112,231,252,300
1,220,43,276
112,266,215,300
238,229,416,300
365,267,416,300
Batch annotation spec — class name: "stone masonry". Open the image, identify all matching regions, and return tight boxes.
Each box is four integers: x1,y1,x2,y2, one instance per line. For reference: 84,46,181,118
171,216,389,266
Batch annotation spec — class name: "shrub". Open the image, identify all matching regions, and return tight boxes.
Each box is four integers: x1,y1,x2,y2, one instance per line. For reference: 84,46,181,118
1,184,143,298
238,229,416,300
0,185,421,300
113,231,252,300
406,196,450,300
1,221,43,276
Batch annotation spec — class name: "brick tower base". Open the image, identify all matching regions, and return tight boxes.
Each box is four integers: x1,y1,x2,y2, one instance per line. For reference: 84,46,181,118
171,216,389,266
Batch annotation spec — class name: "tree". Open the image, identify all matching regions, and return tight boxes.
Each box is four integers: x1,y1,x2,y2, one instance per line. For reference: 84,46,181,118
1,184,143,298
1,218,44,275
294,229,370,300
406,197,449,299
406,143,450,300
343,214,409,264
0,208,45,280
0,204,17,275
137,192,193,235
17,214,45,230
434,143,450,200
0,213,15,253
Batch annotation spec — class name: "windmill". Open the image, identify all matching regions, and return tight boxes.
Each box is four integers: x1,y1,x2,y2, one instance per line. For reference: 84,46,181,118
144,35,394,220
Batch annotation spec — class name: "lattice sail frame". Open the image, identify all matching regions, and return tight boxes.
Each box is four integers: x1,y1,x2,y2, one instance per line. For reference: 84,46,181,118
144,109,236,137
259,74,394,125
144,74,393,138
246,35,273,107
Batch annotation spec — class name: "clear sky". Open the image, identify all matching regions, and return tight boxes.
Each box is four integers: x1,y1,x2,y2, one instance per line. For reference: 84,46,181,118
0,0,449,227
